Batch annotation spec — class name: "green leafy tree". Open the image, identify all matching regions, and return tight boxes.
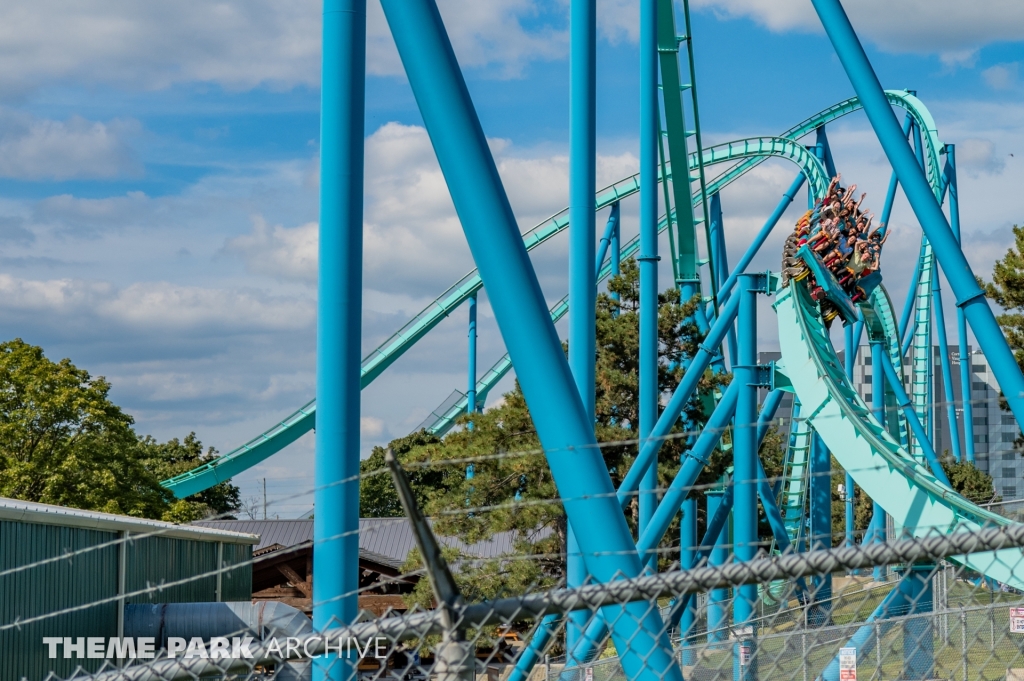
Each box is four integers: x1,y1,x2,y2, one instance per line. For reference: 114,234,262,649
941,455,999,505
985,225,1024,372
362,259,732,602
984,225,1024,441
0,338,239,521
142,433,242,523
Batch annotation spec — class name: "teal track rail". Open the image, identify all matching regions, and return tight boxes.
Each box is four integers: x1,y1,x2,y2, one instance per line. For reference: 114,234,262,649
162,92,945,499
863,286,910,446
776,282,1024,589
778,400,813,548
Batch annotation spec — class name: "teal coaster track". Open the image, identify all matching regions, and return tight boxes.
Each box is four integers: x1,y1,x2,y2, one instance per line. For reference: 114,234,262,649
164,89,932,500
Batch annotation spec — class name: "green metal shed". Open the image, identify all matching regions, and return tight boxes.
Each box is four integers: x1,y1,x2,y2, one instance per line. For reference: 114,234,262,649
0,497,258,681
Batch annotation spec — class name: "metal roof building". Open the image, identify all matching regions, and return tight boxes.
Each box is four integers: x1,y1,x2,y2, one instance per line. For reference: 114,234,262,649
0,497,258,681
196,517,530,569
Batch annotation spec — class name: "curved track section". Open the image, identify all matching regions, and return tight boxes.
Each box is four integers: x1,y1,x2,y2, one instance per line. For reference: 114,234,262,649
162,92,943,498
776,282,1024,589
162,139,825,497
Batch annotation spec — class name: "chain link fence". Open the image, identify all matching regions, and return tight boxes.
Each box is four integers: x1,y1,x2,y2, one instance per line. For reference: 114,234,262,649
15,521,1015,681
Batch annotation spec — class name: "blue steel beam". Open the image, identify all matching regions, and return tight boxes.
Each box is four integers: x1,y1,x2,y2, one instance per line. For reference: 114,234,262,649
679,495,697,662
932,274,962,461
810,0,1024,431
879,353,952,486
871,340,889,581
877,113,914,237
567,0,597,648
638,0,661,556
314,5,365,681
844,325,857,550
596,202,621,277
733,273,761,626
706,489,730,644
378,4,680,680
815,126,838,178
946,145,975,464
709,193,737,364
467,294,478,417
808,433,832,623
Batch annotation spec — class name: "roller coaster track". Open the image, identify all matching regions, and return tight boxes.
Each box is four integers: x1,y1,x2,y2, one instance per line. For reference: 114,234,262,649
776,282,1024,589
161,91,944,499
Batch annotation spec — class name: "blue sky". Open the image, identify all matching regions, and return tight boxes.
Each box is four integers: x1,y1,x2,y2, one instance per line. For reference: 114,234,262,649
0,0,1022,516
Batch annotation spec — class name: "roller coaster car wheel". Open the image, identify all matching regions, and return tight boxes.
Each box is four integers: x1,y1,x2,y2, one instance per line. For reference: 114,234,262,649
823,309,839,322
793,268,811,281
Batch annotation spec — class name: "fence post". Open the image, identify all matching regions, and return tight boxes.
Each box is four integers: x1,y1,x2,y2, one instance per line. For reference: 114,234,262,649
989,598,995,652
960,606,967,681
875,620,882,681
802,628,808,681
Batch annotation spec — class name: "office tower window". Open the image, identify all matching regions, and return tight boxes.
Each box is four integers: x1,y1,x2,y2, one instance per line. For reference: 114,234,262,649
1003,415,1017,425
1003,486,1018,499
863,393,872,403
973,382,989,391
974,416,989,426
1003,452,1017,460
1003,432,1017,443
973,364,987,372
1004,468,1017,478
975,434,989,443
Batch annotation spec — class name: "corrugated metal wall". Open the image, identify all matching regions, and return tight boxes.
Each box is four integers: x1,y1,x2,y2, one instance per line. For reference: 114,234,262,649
221,542,254,601
1,521,118,681
0,521,252,681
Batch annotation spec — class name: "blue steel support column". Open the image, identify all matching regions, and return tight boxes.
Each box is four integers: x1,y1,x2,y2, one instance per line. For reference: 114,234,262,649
808,433,832,625
706,488,729,645
933,274,962,461
870,341,888,581
596,202,620,277
467,294,478,418
679,496,697,665
897,565,935,680
899,253,923,352
879,353,953,486
567,0,597,650
877,113,914,237
611,206,621,314
638,0,660,558
946,145,975,464
710,193,738,365
733,273,761,629
810,0,1024,429
314,2,365,680
378,4,680,681
815,126,838,178
843,326,856,552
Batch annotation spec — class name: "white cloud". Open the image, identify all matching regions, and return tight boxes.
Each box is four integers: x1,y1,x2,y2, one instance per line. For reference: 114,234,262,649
224,217,318,283
0,273,314,334
0,0,567,94
689,0,1024,59
369,0,567,79
982,63,1020,91
225,122,641,300
361,416,385,438
955,138,1005,176
0,109,140,180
